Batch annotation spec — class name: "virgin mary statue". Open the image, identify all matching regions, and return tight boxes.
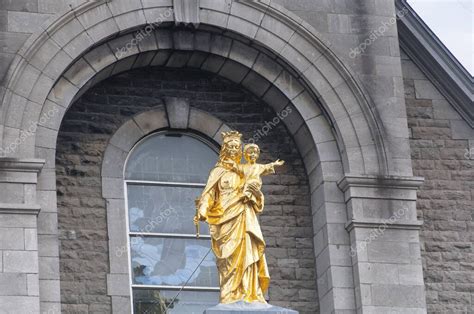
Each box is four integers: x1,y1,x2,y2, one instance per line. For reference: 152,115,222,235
194,131,270,304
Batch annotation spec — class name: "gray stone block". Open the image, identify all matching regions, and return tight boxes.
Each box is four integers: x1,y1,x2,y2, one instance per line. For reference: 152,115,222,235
46,77,79,108
227,15,259,39
0,273,27,296
24,228,38,251
112,55,138,75
29,39,61,71
15,64,41,98
229,40,258,68
108,34,140,60
114,10,147,31
241,71,271,97
133,107,168,133
41,49,72,81
63,57,96,88
255,28,286,54
38,0,82,14
102,144,128,179
279,44,310,74
200,0,231,13
86,18,120,43
106,0,142,16
219,60,249,84
63,31,95,60
165,51,191,68
107,274,130,296
210,34,232,58
164,97,190,129
76,3,113,29
204,301,298,314
29,74,55,105
51,18,85,48
200,9,229,30
201,54,226,73
0,296,40,313
109,119,144,152
37,234,59,257
273,70,304,100
152,30,172,51
252,53,283,83
39,279,60,302
27,274,39,296
188,108,224,139
0,214,36,228
4,94,27,129
230,1,264,25
7,11,52,33
84,43,117,72
371,284,426,308
3,250,39,273
143,7,173,25
37,211,57,235
38,256,59,280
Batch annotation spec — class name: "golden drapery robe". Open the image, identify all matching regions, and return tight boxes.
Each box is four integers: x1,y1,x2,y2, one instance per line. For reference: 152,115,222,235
198,165,270,304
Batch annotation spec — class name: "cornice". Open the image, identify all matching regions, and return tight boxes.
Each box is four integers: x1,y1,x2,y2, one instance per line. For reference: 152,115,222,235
0,203,41,215
345,219,423,231
337,174,424,193
0,158,46,173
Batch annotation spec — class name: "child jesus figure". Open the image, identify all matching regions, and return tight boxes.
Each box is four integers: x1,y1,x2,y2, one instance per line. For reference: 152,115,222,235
235,143,285,205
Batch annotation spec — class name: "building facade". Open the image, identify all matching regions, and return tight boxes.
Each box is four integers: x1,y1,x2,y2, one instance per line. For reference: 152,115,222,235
0,0,472,313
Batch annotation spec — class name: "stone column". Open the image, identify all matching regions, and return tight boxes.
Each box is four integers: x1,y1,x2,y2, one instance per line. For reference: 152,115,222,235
338,175,427,313
0,158,45,313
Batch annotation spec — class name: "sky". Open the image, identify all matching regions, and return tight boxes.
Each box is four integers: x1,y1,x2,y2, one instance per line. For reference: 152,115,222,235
408,0,473,76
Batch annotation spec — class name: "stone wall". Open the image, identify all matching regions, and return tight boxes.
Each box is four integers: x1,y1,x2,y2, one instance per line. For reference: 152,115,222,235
56,67,319,313
0,0,87,83
402,49,474,313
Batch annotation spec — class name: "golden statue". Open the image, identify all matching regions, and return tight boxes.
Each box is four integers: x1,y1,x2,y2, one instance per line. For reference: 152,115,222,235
194,131,285,304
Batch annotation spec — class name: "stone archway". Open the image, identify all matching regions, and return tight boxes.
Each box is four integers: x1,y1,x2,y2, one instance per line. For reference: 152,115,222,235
0,1,427,313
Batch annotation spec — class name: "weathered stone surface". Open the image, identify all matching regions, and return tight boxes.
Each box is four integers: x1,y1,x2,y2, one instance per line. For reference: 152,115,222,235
402,50,473,313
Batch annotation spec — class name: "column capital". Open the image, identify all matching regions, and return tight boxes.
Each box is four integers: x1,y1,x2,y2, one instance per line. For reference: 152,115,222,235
337,174,424,202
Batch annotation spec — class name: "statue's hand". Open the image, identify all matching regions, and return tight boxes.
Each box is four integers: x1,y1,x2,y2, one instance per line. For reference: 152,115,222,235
274,159,285,167
246,182,260,195
195,212,207,222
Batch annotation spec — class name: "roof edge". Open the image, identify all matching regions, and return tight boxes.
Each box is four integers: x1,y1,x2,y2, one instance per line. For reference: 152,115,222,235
396,0,474,128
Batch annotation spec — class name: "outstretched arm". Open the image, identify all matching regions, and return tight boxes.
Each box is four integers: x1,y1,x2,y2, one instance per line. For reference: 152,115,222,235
261,159,285,176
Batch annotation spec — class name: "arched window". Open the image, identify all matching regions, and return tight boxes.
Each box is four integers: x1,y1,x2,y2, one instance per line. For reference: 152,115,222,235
124,131,220,313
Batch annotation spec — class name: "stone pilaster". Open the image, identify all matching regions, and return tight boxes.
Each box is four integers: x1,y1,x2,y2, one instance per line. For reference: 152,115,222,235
338,175,427,313
0,158,45,314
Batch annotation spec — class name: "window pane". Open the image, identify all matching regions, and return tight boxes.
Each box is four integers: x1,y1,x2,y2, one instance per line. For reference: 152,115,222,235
131,237,218,288
127,185,209,235
133,289,219,314
125,134,217,183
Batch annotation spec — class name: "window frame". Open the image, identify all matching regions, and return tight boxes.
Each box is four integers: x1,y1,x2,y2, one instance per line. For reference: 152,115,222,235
123,130,221,313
